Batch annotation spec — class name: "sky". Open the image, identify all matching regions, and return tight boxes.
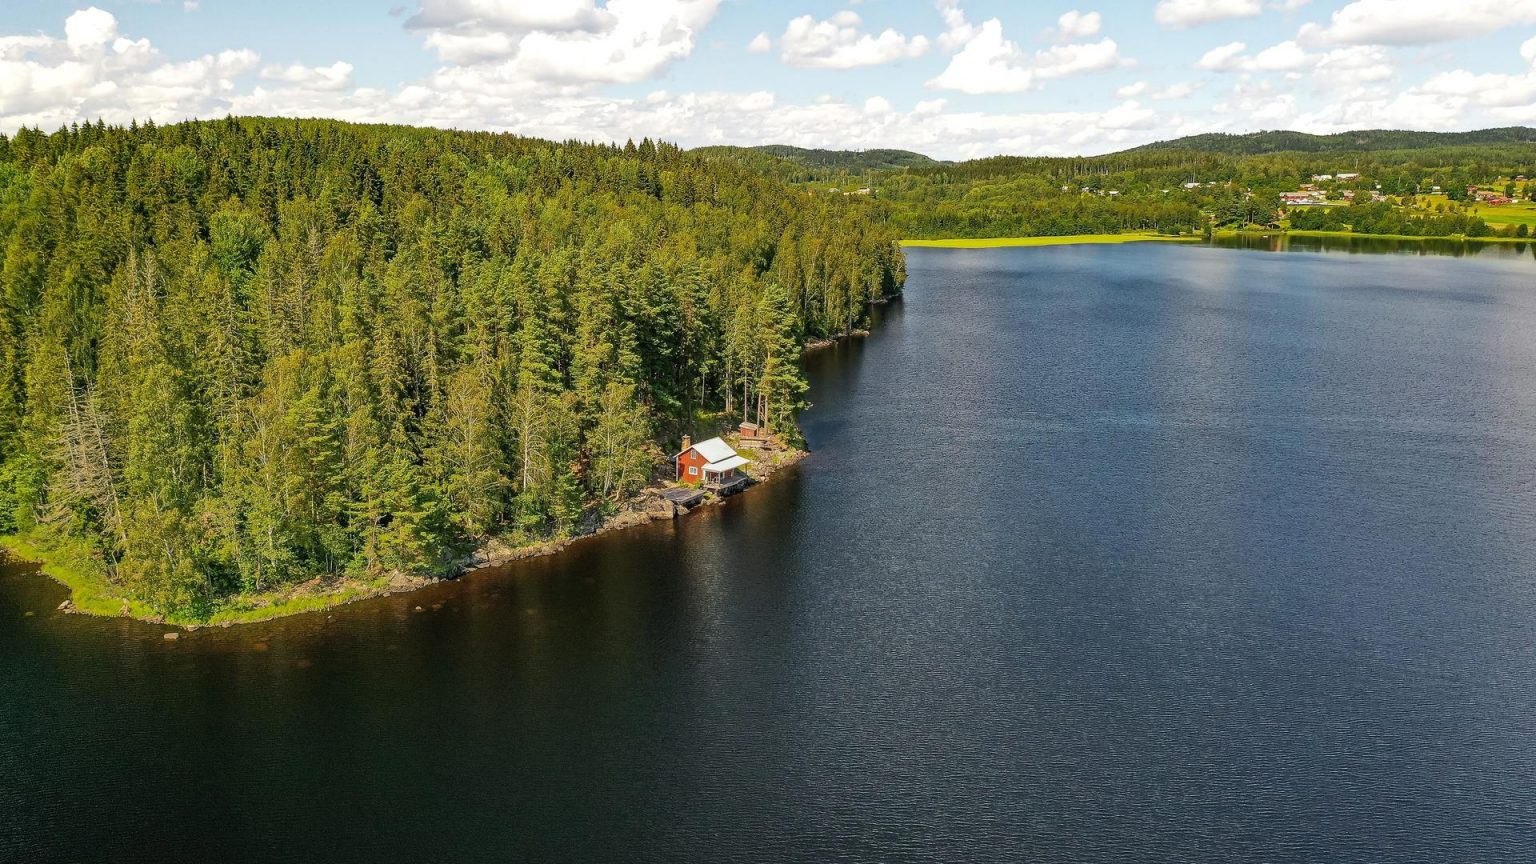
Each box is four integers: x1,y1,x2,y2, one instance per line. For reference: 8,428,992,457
3,0,1536,159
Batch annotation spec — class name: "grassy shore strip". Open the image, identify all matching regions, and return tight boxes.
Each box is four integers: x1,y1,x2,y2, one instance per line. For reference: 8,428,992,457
0,532,156,619
902,233,1198,249
0,531,412,626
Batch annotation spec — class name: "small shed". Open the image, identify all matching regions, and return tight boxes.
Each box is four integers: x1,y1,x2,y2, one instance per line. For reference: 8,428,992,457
674,436,750,489
737,421,767,448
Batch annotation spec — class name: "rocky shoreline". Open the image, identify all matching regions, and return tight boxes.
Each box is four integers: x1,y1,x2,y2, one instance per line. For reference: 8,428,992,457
6,439,808,630
462,443,807,572
804,330,871,352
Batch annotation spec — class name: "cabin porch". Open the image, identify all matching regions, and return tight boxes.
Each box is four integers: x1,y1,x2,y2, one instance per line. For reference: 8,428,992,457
703,471,750,494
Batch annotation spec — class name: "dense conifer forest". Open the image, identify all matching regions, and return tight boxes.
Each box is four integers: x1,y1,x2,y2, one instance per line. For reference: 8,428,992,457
0,117,905,617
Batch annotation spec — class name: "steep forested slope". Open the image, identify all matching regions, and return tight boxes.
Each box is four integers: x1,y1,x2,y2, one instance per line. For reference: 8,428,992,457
0,118,904,617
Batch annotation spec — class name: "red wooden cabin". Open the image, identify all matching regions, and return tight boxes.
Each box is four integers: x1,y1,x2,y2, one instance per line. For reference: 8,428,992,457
674,436,750,488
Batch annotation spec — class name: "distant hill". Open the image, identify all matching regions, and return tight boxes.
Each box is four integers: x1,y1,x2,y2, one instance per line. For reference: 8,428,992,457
693,145,940,174
1126,127,1536,155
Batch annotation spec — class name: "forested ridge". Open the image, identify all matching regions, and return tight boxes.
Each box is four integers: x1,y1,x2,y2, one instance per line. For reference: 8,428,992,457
0,117,905,618
1127,127,1536,155
693,145,940,182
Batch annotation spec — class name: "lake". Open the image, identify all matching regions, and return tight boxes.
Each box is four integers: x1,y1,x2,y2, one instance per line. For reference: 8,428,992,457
5,240,1536,862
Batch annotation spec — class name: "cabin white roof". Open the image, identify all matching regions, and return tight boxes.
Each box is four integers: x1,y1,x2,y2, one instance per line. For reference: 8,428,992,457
707,455,750,473
688,436,737,463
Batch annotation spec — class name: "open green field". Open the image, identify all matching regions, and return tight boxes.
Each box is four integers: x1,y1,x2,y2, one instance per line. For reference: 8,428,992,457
902,233,1198,249
1478,201,1536,228
1410,194,1536,229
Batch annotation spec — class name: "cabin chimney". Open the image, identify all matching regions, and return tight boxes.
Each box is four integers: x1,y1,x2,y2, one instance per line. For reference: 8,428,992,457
681,435,692,453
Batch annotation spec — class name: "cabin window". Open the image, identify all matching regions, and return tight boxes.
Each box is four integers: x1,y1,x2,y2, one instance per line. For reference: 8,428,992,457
689,466,698,476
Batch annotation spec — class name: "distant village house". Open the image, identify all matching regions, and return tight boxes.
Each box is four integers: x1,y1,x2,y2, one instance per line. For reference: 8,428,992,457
1281,191,1326,206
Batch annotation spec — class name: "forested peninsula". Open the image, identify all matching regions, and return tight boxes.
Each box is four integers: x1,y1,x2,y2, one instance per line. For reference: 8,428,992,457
0,118,905,624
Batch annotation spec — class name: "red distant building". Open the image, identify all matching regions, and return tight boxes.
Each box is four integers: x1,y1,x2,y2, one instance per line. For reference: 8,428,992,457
737,421,767,448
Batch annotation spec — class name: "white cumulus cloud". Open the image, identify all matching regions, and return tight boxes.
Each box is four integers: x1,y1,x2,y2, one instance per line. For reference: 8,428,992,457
1301,0,1536,46
259,61,354,91
1418,37,1536,108
1250,40,1310,71
65,6,119,53
409,0,720,85
1117,80,1199,100
0,8,262,129
1197,37,1395,82
778,11,929,69
406,0,604,34
1195,41,1247,70
1054,10,1102,41
929,3,1126,95
1155,0,1263,28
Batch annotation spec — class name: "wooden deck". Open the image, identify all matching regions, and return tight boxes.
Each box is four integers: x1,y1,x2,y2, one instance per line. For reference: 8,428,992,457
661,487,708,508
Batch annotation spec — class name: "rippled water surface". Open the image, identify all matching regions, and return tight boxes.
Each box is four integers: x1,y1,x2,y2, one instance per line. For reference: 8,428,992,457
5,242,1536,862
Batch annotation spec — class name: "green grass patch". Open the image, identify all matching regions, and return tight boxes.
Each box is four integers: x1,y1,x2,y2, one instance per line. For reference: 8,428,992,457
192,578,399,627
902,233,1198,249
1403,194,1536,229
1,529,408,627
0,530,157,619
1478,202,1536,228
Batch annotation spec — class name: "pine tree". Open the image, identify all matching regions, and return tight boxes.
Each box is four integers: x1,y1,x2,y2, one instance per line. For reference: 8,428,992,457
754,282,807,438
589,382,653,501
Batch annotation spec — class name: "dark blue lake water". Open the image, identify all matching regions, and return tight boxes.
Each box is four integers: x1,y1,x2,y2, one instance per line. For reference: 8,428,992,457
5,240,1536,862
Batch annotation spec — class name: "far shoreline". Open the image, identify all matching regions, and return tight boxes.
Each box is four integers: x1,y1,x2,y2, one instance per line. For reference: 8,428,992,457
902,233,1196,249
903,229,1536,250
